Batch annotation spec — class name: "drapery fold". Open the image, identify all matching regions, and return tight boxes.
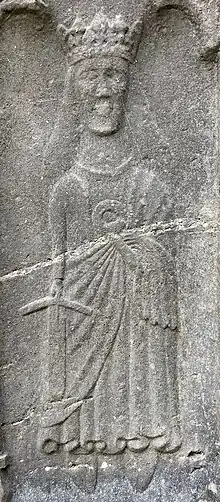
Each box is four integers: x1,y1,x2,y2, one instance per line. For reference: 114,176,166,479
40,231,180,455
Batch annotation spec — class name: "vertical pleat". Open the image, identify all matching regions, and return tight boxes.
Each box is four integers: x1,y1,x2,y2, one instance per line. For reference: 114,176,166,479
147,323,168,438
93,253,128,452
165,327,180,429
80,399,94,452
108,297,129,450
129,272,150,438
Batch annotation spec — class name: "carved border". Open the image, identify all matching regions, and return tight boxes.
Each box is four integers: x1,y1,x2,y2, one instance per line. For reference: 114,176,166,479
1,0,218,60
0,0,219,498
0,0,48,23
0,1,49,498
153,0,220,59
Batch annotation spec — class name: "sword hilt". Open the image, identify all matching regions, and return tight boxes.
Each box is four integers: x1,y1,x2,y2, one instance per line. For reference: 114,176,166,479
19,296,93,316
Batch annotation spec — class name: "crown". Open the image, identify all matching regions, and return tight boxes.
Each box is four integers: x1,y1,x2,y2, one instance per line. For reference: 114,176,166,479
58,11,143,65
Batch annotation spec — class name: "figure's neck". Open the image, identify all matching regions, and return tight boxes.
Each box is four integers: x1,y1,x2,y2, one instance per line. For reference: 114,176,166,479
76,127,133,173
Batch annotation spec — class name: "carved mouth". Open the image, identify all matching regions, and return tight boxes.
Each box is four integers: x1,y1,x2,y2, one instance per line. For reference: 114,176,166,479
94,99,113,116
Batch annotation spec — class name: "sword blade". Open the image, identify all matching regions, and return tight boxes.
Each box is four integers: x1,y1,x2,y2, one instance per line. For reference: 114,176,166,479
47,304,66,401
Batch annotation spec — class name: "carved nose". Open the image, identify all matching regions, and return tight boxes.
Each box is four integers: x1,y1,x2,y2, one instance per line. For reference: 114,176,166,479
96,80,110,97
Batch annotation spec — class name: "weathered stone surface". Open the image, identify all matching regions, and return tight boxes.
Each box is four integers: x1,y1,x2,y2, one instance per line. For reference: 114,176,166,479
0,0,220,500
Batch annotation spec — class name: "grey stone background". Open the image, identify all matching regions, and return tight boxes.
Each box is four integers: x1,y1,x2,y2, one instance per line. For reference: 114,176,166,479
0,1,220,500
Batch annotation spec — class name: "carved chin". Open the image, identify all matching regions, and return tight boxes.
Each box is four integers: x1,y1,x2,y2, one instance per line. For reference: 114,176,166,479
89,117,120,136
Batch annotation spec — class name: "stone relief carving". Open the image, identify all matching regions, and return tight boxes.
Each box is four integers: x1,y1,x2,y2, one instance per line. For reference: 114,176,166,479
19,11,182,492
197,483,220,502
0,0,48,22
0,452,9,502
153,0,220,59
1,0,218,57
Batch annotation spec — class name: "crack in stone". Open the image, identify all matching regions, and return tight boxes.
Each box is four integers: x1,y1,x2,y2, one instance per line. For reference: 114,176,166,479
0,217,218,284
1,406,37,428
1,417,30,428
0,363,14,371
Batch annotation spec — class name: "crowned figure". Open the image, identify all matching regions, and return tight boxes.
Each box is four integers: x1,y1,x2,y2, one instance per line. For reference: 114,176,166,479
23,11,182,492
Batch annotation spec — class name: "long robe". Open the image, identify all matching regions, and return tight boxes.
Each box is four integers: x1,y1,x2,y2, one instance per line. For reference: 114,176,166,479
39,159,181,456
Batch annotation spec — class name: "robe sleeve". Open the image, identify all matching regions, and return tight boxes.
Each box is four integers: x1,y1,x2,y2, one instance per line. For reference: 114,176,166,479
49,178,67,281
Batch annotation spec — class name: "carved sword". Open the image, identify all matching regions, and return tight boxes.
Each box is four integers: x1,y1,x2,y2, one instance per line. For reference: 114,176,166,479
19,295,93,317
19,295,93,402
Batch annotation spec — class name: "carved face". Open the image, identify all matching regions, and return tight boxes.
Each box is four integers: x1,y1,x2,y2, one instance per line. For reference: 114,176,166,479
74,56,129,136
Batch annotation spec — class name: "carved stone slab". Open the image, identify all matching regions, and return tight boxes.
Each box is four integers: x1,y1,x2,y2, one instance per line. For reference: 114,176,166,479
0,1,220,501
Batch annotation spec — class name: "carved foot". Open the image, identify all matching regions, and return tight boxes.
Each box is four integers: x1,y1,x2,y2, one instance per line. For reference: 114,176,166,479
68,455,97,493
37,425,59,454
153,428,182,453
124,448,158,492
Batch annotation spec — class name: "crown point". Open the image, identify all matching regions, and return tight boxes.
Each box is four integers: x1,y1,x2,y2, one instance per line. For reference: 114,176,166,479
90,11,108,32
114,15,128,33
70,16,85,34
57,23,68,41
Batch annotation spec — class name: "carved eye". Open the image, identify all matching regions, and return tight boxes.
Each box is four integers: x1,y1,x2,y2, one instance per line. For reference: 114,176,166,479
105,68,114,78
78,71,88,79
88,71,98,81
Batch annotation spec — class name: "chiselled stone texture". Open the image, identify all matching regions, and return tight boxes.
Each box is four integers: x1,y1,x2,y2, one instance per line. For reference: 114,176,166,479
17,12,181,492
0,0,48,21
153,0,220,58
0,1,220,501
